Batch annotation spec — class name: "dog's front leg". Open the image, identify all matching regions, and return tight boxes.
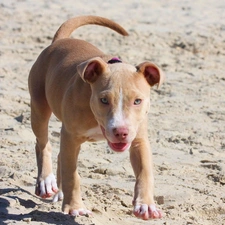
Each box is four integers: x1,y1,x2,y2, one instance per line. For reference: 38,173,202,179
130,123,162,220
60,126,91,217
35,140,58,198
30,102,58,198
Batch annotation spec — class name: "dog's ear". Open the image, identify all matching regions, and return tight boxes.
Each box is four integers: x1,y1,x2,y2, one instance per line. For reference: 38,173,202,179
136,62,165,88
77,57,108,83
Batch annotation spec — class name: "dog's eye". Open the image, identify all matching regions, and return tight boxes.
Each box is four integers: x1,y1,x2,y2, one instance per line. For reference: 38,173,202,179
100,98,109,105
134,99,142,105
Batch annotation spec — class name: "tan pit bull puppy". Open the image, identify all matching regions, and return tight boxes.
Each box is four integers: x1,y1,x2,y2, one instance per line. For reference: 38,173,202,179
28,15,164,220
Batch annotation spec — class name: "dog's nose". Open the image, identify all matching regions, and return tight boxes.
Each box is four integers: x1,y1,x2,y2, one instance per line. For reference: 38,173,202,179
113,127,128,140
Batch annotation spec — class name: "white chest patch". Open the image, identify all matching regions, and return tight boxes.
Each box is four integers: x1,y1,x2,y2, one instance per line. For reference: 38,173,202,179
84,126,104,142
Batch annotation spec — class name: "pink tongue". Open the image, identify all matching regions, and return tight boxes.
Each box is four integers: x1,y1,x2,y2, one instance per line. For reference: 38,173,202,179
109,142,129,152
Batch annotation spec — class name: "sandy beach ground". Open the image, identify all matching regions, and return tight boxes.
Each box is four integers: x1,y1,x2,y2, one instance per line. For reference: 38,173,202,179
0,0,225,224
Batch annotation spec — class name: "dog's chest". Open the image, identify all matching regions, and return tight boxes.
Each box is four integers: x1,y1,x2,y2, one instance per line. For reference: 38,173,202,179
84,126,104,142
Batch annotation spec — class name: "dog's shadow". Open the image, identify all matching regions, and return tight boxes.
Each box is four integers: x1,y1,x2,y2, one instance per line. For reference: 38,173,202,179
0,188,82,225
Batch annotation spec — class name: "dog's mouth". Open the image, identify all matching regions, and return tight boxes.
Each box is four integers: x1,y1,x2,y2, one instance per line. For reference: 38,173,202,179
108,142,130,152
100,126,130,152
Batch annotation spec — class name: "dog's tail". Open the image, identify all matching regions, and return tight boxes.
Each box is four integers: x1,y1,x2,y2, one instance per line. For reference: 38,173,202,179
52,15,128,43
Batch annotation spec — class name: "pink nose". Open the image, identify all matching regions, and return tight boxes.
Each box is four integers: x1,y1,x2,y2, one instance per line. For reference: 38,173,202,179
113,127,128,140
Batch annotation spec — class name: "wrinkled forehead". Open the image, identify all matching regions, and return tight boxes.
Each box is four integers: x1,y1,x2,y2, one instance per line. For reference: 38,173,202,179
107,63,137,88
109,63,150,91
94,63,150,98
90,63,151,98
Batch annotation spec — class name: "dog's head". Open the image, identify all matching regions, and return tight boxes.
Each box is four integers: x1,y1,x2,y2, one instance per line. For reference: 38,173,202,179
77,57,164,152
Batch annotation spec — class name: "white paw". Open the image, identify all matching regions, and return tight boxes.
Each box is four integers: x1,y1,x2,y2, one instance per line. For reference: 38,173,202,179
69,208,92,217
133,204,162,220
36,173,58,198
63,208,92,217
52,190,64,202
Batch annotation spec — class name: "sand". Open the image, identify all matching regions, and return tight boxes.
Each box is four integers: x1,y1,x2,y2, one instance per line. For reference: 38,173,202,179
0,0,224,224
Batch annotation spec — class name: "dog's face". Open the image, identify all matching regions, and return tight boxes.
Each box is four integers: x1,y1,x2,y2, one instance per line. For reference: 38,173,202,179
77,58,164,152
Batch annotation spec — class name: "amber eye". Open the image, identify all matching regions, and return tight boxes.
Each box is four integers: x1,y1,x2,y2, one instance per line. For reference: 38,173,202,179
134,99,142,105
100,98,109,105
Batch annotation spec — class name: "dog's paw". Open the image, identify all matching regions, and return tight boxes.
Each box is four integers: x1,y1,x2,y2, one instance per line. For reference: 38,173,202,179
133,204,162,220
63,208,92,217
69,209,92,217
36,173,58,198
52,190,64,202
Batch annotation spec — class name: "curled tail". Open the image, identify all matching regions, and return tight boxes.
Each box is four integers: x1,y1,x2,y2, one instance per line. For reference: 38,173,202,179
52,15,128,43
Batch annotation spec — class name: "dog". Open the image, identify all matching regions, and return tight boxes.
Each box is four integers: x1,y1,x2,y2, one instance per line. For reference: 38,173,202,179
28,15,164,220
